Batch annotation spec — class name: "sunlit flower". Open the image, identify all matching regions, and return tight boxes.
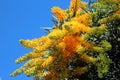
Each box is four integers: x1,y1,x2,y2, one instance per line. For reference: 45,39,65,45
35,38,56,52
15,52,45,64
51,6,67,22
72,13,92,26
69,0,81,12
19,39,39,48
79,1,88,9
63,20,92,34
48,28,67,40
75,45,86,54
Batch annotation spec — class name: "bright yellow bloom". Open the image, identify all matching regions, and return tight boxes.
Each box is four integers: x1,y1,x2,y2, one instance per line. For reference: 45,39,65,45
63,21,81,34
24,66,38,76
48,28,68,40
35,38,56,52
23,58,44,68
10,67,25,77
19,36,48,48
76,45,86,54
15,52,44,63
51,6,67,22
79,1,88,9
20,39,39,48
69,0,88,16
69,0,81,12
76,8,83,16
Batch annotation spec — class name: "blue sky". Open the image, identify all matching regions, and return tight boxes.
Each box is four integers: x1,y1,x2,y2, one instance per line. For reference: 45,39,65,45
0,0,89,80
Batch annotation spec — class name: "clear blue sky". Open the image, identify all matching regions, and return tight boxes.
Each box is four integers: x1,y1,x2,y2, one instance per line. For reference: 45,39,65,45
0,0,89,80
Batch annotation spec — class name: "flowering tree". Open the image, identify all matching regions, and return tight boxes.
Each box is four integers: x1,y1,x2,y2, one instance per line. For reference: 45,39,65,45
11,0,120,80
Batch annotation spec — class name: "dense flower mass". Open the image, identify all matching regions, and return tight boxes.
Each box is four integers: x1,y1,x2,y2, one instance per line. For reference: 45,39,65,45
51,7,67,22
11,0,120,80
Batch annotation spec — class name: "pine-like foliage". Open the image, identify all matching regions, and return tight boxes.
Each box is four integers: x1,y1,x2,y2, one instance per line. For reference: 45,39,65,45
11,0,120,80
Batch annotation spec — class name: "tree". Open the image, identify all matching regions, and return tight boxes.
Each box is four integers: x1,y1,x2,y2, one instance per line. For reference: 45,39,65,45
11,0,120,80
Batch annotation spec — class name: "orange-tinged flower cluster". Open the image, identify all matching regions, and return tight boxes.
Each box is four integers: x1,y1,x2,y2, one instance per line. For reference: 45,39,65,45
51,6,67,22
62,36,79,57
116,9,120,14
69,0,88,17
69,0,81,12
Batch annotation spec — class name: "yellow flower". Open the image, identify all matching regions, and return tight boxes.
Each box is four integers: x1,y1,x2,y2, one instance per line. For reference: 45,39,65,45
76,8,83,16
15,52,45,64
69,0,88,16
19,36,48,48
75,45,86,54
10,67,25,77
19,39,39,48
51,6,67,22
42,56,54,68
72,13,92,26
80,53,94,62
78,34,89,41
57,42,66,50
80,1,88,9
35,38,56,52
68,21,81,33
62,21,80,34
48,28,67,40
63,19,92,34
24,66,37,76
69,0,81,12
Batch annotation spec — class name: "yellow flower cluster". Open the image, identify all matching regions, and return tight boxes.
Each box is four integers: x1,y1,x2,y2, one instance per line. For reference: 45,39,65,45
11,0,112,79
48,28,67,40
69,0,81,12
68,0,88,18
42,56,54,68
51,6,67,22
69,0,87,12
